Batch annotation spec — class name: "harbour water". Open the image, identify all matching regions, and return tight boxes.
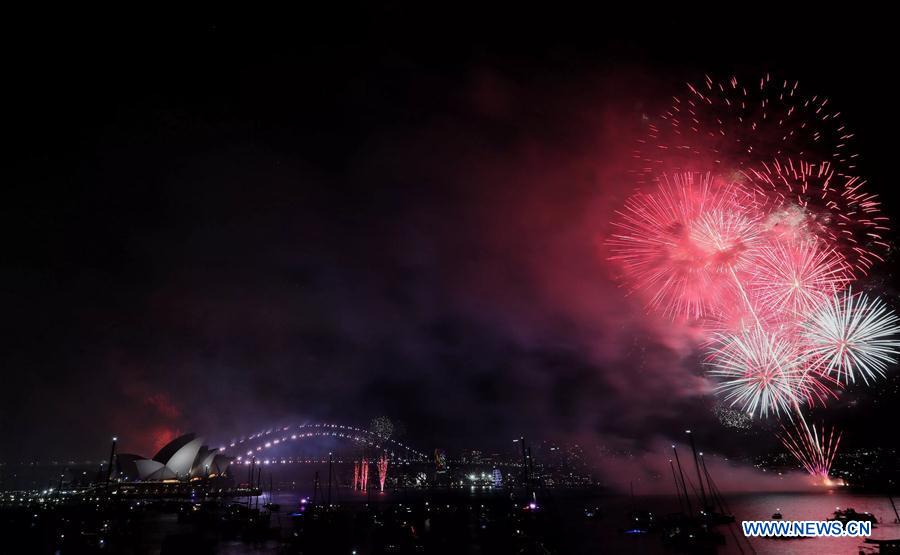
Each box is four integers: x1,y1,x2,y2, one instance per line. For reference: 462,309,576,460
208,489,900,554
6,485,899,553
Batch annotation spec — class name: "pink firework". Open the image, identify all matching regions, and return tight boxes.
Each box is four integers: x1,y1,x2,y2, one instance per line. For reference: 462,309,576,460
608,172,762,319
747,238,851,320
743,158,889,275
690,209,761,274
377,452,389,492
635,74,858,182
779,419,842,479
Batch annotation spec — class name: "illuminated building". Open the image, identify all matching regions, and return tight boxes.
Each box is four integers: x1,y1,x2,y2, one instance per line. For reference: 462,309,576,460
117,433,232,481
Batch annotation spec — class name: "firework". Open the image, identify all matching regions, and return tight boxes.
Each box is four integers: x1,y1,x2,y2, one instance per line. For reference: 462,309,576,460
377,452,389,492
690,209,761,274
635,74,858,182
747,238,851,319
369,416,395,440
743,158,889,275
608,172,762,319
612,73,899,483
779,419,842,479
802,289,900,384
713,403,753,430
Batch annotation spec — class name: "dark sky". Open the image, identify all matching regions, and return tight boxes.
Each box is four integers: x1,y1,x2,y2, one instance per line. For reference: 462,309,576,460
3,8,899,462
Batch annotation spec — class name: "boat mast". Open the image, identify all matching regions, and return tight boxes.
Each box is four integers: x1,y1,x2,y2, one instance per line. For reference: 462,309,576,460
687,430,709,510
669,459,684,514
672,444,693,515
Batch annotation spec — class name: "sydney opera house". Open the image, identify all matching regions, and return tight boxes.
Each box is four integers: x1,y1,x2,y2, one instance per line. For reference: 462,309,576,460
117,433,232,481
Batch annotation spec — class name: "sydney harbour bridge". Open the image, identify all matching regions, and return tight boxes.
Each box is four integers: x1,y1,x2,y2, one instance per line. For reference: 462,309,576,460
220,422,430,466
212,422,526,470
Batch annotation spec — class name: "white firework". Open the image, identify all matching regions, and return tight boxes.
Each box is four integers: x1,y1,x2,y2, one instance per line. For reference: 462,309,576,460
707,328,808,418
802,289,900,384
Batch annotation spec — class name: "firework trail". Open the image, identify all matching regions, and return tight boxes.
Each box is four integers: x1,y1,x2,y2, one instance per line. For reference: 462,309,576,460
609,73,900,479
377,452,389,492
779,418,842,480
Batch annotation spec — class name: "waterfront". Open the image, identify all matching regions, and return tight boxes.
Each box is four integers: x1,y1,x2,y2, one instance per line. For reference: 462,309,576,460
189,490,900,554
6,486,898,553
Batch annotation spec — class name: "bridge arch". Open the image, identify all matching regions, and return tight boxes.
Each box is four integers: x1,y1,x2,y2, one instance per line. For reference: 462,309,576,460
219,423,429,464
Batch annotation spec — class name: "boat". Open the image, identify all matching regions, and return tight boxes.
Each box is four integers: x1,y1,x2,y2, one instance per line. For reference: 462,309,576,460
699,507,735,525
659,513,725,550
830,507,878,525
858,537,900,554
623,510,655,534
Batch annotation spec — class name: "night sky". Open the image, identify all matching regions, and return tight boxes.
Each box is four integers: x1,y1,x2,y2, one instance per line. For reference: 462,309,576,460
3,9,899,464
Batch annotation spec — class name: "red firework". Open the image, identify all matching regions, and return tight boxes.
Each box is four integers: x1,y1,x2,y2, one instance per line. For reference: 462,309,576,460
635,74,858,182
743,158,890,275
607,172,762,320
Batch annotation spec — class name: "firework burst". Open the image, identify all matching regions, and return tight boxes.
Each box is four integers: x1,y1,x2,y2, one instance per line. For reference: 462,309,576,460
802,289,900,385
707,329,808,418
608,172,761,319
747,238,851,319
